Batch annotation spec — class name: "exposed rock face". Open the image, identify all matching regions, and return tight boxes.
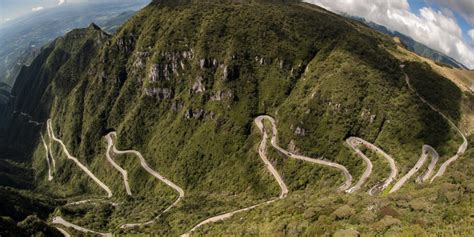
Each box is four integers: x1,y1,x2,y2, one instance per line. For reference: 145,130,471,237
294,126,306,136
185,108,205,120
191,76,205,93
328,101,342,112
360,108,376,124
132,51,151,71
149,64,160,82
222,64,239,82
184,108,217,120
116,37,135,54
144,88,173,100
223,65,228,81
210,90,233,101
171,100,184,112
147,50,194,83
199,58,218,71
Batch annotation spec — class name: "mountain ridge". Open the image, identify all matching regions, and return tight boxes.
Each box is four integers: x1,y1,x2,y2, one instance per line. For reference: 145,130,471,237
348,15,468,70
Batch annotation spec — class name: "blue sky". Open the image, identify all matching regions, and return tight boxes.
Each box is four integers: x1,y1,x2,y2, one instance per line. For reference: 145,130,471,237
409,0,473,47
306,0,474,69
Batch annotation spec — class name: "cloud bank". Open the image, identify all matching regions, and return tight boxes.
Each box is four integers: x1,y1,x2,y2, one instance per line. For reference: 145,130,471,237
427,0,474,26
305,0,474,69
32,6,44,12
469,30,474,46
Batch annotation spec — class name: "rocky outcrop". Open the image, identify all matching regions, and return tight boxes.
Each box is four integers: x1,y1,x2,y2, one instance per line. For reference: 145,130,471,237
210,90,233,101
191,76,205,94
294,126,306,136
184,108,217,121
132,51,151,71
116,36,135,54
147,50,195,83
171,100,184,112
360,108,376,124
221,64,239,82
185,108,204,120
144,88,173,100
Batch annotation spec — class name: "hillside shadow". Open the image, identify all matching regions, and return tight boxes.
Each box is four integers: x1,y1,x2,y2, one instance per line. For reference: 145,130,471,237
405,62,463,148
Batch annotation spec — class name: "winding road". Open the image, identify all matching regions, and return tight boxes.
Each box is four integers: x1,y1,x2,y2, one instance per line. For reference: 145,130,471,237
55,227,71,237
181,115,354,236
404,74,468,183
108,132,184,229
52,216,112,237
46,124,56,170
41,134,54,181
64,199,119,207
47,119,113,198
46,70,468,236
180,116,290,237
255,117,289,198
105,133,132,196
416,146,439,183
345,137,373,193
260,115,353,191
345,137,398,193
390,145,438,193
49,129,184,235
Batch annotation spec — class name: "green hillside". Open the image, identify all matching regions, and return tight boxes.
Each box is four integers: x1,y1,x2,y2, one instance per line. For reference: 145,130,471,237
0,0,471,236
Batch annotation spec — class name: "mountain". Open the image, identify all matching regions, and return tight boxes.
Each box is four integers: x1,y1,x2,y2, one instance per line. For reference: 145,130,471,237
0,0,472,236
349,16,468,70
0,0,150,88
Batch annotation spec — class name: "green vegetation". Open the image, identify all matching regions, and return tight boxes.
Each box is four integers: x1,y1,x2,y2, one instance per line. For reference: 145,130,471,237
0,0,471,236
193,136,474,236
405,61,462,122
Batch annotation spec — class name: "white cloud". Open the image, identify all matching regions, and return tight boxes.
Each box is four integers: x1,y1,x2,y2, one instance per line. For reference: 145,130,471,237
427,0,474,26
469,29,474,45
58,0,66,5
32,6,44,12
305,0,474,69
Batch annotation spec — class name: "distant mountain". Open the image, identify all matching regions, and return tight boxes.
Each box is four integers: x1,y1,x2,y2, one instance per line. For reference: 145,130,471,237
349,16,468,70
0,0,150,88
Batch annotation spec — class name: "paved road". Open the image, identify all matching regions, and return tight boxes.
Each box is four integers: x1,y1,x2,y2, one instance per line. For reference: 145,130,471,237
109,132,185,229
180,116,292,237
258,115,353,191
64,199,119,207
181,198,279,237
345,137,373,193
404,74,469,183
52,216,112,237
105,133,132,196
255,116,289,198
40,134,54,181
346,137,398,193
50,130,184,233
47,119,113,198
46,125,57,170
55,227,71,237
416,146,439,183
390,145,437,193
